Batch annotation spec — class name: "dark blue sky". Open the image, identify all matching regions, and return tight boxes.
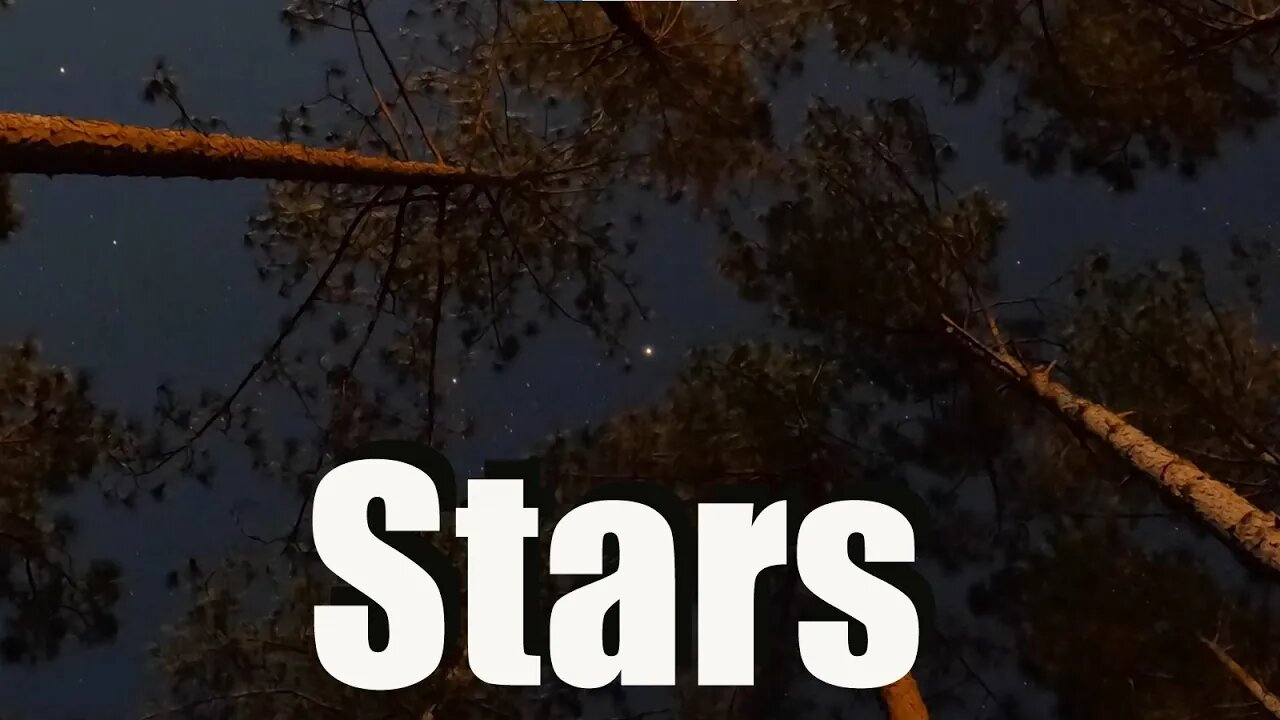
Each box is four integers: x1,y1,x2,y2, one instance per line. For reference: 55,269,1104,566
2,2,1279,718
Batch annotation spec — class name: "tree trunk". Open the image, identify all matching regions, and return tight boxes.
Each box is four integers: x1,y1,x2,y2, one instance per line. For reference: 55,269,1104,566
1202,637,1280,718
596,3,664,61
0,112,507,187
881,673,929,720
944,317,1280,575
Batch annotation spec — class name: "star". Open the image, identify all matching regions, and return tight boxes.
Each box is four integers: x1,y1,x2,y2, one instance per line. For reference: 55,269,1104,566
642,345,655,358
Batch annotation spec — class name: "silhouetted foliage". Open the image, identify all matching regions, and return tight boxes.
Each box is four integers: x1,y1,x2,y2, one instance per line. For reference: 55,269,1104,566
0,343,124,664
987,529,1279,718
0,175,19,242
6,0,1280,717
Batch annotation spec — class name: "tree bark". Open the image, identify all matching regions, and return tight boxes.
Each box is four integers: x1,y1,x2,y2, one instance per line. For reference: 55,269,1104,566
597,3,656,47
596,2,665,64
0,112,509,187
881,673,929,720
1201,637,1280,718
944,317,1280,575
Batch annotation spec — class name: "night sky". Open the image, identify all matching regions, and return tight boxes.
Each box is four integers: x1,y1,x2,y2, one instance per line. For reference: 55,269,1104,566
2,1,1280,718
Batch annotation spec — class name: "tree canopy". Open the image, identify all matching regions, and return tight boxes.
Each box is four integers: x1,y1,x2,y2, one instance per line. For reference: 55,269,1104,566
3,0,1280,718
